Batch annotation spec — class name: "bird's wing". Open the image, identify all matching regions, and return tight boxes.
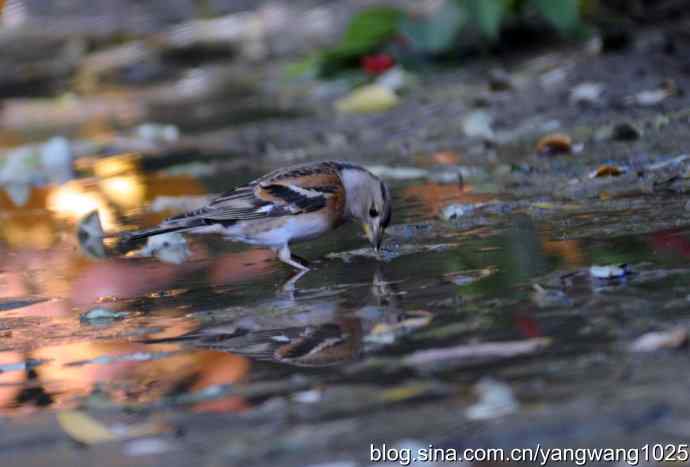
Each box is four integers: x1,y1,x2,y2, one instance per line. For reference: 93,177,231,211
163,164,344,225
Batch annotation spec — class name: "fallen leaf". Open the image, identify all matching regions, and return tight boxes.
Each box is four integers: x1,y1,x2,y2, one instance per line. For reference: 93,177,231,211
57,411,117,444
440,203,476,220
589,165,625,178
536,133,572,156
366,165,428,180
136,232,190,264
334,84,399,113
590,264,629,279
465,378,518,420
445,267,496,286
531,283,572,308
630,327,688,352
366,310,432,344
80,307,129,324
403,338,550,367
57,410,170,445
431,150,461,166
77,210,107,259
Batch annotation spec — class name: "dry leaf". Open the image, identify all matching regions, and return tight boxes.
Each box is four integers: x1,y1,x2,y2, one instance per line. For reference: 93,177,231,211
590,264,629,279
432,151,461,166
57,411,117,444
77,210,106,259
403,338,550,366
536,133,572,156
366,310,433,344
57,410,169,445
334,84,399,113
589,165,624,178
630,327,688,352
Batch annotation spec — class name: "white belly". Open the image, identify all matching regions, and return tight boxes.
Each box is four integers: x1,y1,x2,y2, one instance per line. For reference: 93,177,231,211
196,214,333,248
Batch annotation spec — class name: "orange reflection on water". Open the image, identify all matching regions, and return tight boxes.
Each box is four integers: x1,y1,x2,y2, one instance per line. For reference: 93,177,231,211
0,341,251,415
403,182,495,216
541,238,585,267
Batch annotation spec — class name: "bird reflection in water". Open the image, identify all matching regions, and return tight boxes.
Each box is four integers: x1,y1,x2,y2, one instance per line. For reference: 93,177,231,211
181,268,407,367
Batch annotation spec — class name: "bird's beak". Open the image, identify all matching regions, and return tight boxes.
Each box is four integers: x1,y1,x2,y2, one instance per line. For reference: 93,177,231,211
363,223,383,253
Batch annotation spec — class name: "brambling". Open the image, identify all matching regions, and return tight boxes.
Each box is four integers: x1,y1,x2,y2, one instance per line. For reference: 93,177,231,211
124,161,392,271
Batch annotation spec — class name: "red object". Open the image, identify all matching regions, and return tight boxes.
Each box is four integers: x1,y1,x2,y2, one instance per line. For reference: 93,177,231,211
513,314,543,338
361,53,395,75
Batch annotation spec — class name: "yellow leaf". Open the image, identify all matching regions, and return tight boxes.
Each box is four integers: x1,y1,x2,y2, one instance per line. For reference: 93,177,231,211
57,411,117,444
57,410,168,445
335,84,399,113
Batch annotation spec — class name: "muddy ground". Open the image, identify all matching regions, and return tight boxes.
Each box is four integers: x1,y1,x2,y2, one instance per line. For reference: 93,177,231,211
2,3,690,467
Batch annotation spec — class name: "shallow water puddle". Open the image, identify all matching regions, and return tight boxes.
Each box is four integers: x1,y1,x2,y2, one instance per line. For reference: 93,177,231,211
2,158,690,417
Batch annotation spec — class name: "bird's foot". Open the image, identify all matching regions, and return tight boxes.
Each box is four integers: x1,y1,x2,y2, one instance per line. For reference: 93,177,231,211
280,269,309,295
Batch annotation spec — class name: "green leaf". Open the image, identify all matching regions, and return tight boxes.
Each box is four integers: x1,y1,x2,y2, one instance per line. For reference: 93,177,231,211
284,55,321,79
399,1,466,53
529,0,580,34
317,6,404,76
463,0,509,40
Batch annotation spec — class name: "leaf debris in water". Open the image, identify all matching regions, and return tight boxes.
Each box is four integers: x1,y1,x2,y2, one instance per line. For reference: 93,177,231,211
466,378,519,420
590,264,629,279
57,410,170,445
77,210,107,259
327,243,457,263
136,232,190,264
630,327,688,352
403,338,551,367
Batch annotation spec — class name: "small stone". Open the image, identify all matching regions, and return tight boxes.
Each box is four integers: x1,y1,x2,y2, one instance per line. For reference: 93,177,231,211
569,82,604,105
462,111,494,141
136,123,180,143
488,68,514,92
632,88,669,106
40,136,73,184
610,122,641,141
375,66,413,93
124,438,174,457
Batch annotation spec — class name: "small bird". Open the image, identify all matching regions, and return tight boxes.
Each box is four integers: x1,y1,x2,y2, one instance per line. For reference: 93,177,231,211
123,161,392,271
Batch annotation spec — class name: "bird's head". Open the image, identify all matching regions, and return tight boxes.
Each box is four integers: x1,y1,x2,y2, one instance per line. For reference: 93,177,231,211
342,168,392,252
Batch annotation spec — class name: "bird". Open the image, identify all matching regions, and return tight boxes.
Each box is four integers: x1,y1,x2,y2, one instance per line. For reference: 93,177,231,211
122,161,392,272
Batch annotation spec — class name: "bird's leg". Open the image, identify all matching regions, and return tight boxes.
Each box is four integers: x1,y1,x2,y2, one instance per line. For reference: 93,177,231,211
276,244,310,271
274,245,311,294
280,268,309,295
290,254,311,269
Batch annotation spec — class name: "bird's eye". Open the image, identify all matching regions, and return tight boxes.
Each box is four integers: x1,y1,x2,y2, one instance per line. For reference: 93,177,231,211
369,207,379,218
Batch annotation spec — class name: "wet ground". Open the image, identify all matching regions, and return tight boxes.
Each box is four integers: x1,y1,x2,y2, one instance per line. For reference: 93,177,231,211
3,3,690,467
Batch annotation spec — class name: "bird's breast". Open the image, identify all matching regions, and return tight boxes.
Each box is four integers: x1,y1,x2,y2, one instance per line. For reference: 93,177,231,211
221,212,335,247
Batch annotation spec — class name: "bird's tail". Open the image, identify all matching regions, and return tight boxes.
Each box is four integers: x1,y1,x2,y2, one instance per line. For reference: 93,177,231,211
116,219,205,244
